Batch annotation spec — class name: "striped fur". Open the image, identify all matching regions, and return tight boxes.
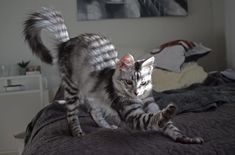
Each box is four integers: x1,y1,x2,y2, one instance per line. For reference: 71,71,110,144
24,7,69,64
23,7,203,144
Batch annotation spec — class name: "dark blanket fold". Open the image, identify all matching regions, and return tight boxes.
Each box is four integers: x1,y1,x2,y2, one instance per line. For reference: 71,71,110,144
154,84,235,114
23,72,235,155
153,72,235,114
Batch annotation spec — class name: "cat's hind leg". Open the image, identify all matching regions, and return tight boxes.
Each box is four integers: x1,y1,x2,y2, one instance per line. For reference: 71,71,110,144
86,97,118,129
63,77,84,137
90,107,118,129
143,96,161,113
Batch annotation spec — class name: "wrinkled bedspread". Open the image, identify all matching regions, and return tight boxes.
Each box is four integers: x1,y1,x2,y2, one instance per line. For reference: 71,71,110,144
22,104,235,155
22,72,235,155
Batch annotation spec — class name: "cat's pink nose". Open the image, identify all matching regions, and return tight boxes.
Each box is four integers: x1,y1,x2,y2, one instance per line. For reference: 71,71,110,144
134,91,138,96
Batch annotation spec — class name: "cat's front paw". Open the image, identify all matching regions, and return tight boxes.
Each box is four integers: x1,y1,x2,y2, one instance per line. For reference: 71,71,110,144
110,125,118,129
164,103,176,117
176,136,204,144
158,103,176,128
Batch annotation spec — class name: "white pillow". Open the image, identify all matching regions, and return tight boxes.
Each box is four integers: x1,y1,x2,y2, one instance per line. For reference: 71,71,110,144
152,62,208,92
153,45,185,73
150,40,211,72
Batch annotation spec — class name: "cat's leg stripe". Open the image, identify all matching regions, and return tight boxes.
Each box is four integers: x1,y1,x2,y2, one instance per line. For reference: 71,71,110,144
124,106,142,120
65,87,78,96
67,110,78,117
143,113,153,130
63,76,78,91
66,97,78,105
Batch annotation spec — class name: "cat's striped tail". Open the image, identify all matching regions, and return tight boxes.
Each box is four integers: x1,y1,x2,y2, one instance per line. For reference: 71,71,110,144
23,7,70,64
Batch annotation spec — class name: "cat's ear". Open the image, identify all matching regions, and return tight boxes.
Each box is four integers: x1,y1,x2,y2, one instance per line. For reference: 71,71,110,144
141,56,155,68
117,54,135,71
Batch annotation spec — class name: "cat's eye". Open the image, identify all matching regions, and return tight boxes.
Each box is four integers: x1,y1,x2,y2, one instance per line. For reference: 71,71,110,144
141,81,148,86
124,80,133,85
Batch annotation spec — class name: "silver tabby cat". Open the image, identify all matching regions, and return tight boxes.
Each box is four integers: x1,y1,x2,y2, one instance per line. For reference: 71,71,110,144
23,7,203,144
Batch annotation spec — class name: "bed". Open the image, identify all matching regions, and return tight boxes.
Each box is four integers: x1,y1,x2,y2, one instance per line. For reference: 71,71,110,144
22,72,235,155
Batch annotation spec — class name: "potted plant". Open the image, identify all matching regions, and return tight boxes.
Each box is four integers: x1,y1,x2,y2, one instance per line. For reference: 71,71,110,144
17,60,30,75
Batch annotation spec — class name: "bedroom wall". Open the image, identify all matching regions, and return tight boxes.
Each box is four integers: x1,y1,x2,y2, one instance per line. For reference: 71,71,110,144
0,0,226,100
225,0,235,69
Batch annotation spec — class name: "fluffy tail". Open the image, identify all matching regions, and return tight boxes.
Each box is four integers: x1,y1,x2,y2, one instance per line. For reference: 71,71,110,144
23,7,70,64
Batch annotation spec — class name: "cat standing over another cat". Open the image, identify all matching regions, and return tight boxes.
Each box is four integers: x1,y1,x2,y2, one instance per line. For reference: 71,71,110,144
23,7,203,144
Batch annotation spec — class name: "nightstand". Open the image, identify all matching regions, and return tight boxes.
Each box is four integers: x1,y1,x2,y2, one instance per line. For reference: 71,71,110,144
0,74,49,154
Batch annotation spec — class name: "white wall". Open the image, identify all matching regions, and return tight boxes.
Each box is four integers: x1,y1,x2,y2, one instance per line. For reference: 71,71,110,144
211,0,226,70
225,0,235,69
0,0,226,100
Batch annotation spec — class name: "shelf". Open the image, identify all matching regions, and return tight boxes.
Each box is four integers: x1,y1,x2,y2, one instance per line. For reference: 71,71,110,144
105,2,126,4
105,0,125,4
0,89,41,96
0,74,41,80
0,72,49,152
0,74,46,106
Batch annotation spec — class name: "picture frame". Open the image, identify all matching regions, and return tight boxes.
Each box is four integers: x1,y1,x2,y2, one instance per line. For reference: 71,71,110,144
77,0,188,21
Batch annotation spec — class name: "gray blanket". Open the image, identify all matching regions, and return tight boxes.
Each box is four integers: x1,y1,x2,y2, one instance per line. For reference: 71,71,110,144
154,84,235,114
22,72,235,155
23,104,235,155
153,72,235,114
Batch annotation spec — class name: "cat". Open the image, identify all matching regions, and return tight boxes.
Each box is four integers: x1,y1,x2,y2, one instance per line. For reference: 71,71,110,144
23,7,203,144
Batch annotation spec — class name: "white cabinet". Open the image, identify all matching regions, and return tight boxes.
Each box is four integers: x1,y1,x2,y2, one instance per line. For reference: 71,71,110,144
0,74,49,154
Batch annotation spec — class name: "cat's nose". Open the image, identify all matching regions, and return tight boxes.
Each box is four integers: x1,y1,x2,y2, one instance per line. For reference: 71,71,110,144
134,91,138,96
